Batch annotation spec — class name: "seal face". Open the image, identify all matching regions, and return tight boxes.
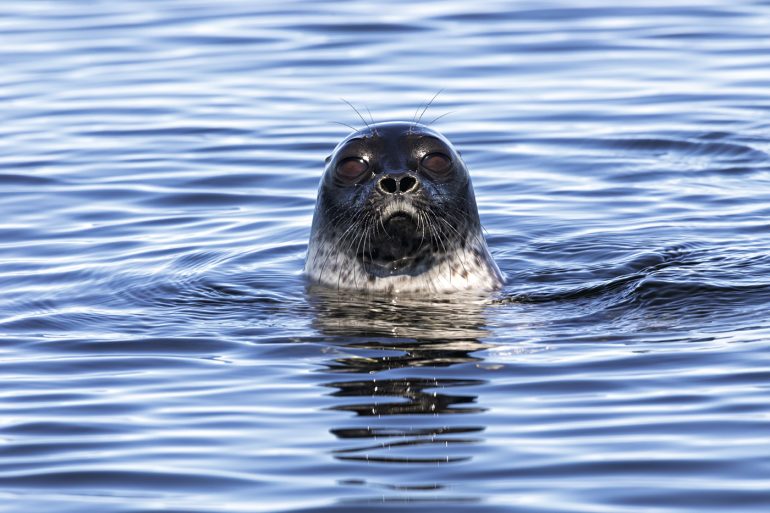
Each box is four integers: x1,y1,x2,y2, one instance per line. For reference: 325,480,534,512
305,121,503,293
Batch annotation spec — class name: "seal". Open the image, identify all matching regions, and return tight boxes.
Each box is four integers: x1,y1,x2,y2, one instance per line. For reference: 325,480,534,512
305,121,503,293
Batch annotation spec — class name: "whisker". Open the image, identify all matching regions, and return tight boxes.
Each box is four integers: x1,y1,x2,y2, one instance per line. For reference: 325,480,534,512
428,110,455,125
411,102,423,126
365,106,379,136
330,120,359,132
416,89,444,125
341,98,371,131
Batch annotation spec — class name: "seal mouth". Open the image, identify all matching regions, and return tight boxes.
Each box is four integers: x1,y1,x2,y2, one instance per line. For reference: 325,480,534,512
380,203,420,242
383,210,417,230
380,201,419,223
381,201,422,233
358,203,433,277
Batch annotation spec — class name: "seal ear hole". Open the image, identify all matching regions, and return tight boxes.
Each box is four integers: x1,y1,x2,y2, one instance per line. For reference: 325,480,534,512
421,152,452,175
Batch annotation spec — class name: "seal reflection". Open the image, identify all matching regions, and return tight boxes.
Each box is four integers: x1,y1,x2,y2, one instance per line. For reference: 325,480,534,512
308,287,494,503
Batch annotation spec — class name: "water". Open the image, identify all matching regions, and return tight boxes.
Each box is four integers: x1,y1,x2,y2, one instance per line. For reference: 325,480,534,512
2,1,770,511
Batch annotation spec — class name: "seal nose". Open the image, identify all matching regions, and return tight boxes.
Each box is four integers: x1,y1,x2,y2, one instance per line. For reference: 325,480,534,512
378,174,418,195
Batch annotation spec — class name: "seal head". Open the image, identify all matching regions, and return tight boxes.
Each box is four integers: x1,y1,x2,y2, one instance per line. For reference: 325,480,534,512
305,121,503,293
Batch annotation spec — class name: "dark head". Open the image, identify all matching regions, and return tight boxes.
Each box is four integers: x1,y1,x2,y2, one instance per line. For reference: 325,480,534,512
306,121,502,292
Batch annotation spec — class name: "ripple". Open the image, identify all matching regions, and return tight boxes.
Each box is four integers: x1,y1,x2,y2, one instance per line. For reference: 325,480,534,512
0,173,61,185
3,1,770,512
600,136,767,159
0,469,260,490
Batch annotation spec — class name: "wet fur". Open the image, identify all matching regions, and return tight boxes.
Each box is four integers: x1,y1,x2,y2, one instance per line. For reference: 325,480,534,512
305,121,503,293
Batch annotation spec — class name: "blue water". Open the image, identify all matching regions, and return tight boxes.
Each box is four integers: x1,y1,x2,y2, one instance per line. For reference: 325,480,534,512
2,1,770,511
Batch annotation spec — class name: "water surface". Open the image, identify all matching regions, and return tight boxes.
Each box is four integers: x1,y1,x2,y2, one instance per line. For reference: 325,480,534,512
2,1,770,512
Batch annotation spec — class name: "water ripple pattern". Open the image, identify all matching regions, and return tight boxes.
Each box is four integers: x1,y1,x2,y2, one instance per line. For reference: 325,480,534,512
2,1,770,512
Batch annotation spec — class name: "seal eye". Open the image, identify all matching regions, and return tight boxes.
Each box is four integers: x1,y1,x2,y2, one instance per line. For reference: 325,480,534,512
421,152,452,176
336,157,369,184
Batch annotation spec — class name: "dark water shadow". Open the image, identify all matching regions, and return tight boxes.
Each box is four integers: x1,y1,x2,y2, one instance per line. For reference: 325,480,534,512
495,242,770,332
307,288,495,504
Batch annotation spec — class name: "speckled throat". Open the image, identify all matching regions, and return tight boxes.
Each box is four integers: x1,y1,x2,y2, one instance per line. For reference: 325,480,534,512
305,227,502,293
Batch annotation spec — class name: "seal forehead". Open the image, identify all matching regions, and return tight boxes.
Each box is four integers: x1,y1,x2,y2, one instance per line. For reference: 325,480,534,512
335,121,452,150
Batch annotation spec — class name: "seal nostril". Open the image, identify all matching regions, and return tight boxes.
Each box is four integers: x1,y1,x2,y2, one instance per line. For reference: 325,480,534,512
399,176,417,193
379,177,398,194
